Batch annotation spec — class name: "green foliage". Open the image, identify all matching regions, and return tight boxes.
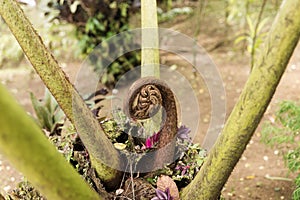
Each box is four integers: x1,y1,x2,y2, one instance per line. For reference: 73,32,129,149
226,0,251,26
225,0,275,27
170,143,206,184
0,22,23,68
46,0,141,87
6,125,106,199
261,101,300,199
157,7,193,23
30,89,65,134
261,101,300,147
145,142,206,190
6,181,44,200
224,0,276,64
234,15,268,54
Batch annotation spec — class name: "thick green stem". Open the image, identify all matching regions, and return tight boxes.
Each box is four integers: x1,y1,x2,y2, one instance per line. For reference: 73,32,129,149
141,0,160,78
0,84,102,200
0,0,121,188
181,0,300,199
140,0,161,135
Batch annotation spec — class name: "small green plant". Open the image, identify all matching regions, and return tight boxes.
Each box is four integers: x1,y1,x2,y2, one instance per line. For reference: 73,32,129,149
225,0,249,27
30,89,65,134
234,0,269,69
261,100,300,199
234,15,268,54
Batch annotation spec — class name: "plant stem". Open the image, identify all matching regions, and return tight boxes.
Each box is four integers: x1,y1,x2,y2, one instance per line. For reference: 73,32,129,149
0,0,122,188
250,0,268,70
181,0,300,198
140,0,161,136
141,0,160,78
0,83,102,200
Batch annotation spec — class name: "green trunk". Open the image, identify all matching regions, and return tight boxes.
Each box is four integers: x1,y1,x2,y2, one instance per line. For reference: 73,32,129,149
0,0,122,188
181,0,300,199
0,84,102,200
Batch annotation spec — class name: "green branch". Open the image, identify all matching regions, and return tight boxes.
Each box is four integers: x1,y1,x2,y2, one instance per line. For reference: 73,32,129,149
181,0,300,199
0,0,122,188
0,84,102,200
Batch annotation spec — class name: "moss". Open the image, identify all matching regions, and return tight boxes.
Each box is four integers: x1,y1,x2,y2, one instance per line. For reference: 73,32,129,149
0,0,121,187
0,84,102,200
181,0,300,199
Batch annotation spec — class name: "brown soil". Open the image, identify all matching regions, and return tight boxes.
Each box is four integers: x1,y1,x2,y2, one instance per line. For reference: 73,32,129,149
1,12,300,200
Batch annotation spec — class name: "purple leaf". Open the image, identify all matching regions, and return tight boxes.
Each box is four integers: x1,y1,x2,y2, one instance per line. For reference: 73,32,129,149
155,189,168,199
151,197,160,200
166,188,174,200
152,131,161,143
177,125,191,141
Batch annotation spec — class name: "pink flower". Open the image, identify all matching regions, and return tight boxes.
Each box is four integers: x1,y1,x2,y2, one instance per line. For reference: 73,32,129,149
145,137,153,148
144,131,161,149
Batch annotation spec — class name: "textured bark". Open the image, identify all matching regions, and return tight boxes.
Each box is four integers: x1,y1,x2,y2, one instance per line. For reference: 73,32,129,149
0,84,102,200
0,0,121,188
181,0,300,199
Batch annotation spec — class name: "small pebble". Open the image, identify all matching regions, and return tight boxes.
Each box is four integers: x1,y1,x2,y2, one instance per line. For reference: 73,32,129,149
116,188,124,195
241,156,247,161
4,185,11,192
112,89,118,94
259,166,264,170
274,187,281,192
227,192,234,197
256,182,262,187
291,64,296,70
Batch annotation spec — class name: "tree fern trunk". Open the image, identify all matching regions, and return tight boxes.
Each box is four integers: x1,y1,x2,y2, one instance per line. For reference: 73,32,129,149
181,0,300,199
0,0,122,188
0,84,102,200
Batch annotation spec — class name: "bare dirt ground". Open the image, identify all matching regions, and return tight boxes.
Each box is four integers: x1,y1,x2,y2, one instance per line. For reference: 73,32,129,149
1,17,300,200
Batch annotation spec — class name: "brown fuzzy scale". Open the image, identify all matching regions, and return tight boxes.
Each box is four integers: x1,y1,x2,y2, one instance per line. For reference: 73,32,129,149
125,77,178,170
